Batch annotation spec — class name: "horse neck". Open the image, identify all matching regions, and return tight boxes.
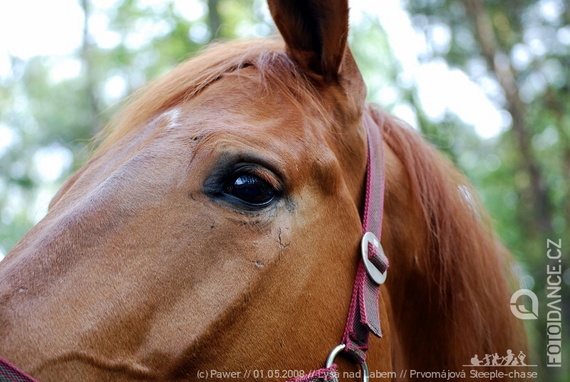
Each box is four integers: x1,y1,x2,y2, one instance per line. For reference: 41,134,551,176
369,108,527,373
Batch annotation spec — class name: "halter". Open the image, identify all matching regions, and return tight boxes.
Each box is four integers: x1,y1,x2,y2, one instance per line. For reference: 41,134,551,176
0,357,37,382
287,113,389,382
0,115,387,382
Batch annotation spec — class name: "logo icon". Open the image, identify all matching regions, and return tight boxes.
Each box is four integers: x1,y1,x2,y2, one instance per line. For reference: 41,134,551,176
465,350,537,367
510,289,538,320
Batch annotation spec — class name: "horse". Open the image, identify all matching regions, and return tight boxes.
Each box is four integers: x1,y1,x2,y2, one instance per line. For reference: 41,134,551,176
0,0,527,381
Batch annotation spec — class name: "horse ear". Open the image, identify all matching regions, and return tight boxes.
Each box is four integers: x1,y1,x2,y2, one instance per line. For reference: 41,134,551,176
267,0,349,83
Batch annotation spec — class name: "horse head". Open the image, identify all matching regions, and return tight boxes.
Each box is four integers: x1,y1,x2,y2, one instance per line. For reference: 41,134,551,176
0,1,526,381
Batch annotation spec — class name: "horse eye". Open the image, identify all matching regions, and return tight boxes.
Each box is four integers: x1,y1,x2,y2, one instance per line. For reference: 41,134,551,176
224,173,276,206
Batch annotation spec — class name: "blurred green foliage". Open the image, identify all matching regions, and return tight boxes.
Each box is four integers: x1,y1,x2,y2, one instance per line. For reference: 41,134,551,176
404,1,569,380
0,0,567,380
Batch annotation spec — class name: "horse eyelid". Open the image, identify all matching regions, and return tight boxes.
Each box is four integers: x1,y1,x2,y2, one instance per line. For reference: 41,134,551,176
231,165,283,193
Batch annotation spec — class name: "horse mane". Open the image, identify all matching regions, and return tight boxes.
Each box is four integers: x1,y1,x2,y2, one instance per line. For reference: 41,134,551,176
370,105,527,370
94,38,321,154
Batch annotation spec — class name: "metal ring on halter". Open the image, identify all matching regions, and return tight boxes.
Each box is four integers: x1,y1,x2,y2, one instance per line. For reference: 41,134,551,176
325,344,370,382
361,232,387,285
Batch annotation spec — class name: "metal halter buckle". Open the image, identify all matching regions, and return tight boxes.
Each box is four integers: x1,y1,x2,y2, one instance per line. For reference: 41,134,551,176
361,232,387,285
325,344,370,382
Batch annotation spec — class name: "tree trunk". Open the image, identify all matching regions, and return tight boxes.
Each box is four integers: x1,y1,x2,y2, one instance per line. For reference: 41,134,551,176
207,0,221,40
544,88,570,222
79,0,102,133
465,0,553,233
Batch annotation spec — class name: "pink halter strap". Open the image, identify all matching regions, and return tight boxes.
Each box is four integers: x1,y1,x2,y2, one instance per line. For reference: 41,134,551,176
0,357,38,382
340,112,389,361
287,113,389,382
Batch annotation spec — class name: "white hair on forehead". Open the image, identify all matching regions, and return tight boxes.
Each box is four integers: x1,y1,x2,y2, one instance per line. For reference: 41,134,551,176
160,107,182,130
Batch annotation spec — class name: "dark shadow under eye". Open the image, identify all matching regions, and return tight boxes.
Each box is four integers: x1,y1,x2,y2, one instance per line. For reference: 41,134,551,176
224,173,276,206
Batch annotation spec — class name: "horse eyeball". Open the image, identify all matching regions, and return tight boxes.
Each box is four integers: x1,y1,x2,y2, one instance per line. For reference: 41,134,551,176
224,174,276,205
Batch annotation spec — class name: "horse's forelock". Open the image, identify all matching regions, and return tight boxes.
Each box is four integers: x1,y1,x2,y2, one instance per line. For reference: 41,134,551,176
93,38,329,155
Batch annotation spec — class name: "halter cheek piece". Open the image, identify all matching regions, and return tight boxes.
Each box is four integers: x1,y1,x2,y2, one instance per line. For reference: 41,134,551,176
288,114,389,382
